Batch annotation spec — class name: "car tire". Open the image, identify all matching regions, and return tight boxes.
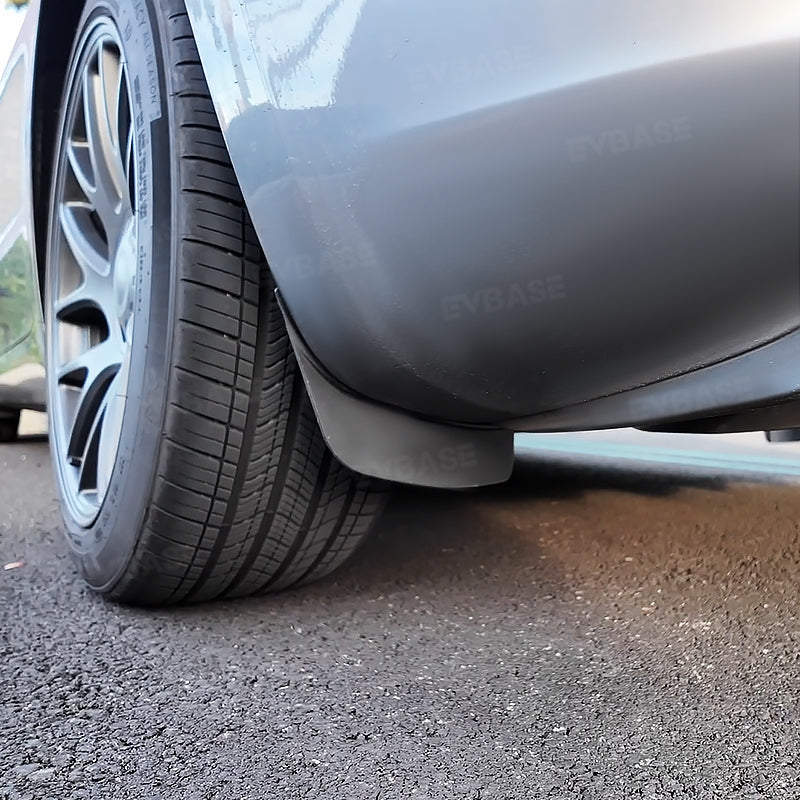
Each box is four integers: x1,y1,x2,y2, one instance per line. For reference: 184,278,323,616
44,0,387,605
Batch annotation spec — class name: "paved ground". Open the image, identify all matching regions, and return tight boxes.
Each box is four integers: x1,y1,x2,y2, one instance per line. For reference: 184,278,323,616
2,417,800,799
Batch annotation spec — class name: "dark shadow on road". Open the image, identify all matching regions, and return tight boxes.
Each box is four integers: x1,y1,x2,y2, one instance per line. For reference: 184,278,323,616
15,433,48,444
482,448,731,503
127,447,758,626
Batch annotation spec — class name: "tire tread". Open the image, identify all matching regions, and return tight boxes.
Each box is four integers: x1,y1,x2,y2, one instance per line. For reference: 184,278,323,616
108,2,385,605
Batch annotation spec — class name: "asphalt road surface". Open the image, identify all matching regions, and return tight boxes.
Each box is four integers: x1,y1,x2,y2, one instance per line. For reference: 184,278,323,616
2,415,799,800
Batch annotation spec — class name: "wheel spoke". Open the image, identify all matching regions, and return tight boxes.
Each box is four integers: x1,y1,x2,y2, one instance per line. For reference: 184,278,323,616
95,365,128,498
59,203,109,277
54,272,104,321
82,51,129,243
76,403,104,494
59,337,121,465
57,337,120,384
99,41,123,154
54,226,113,326
67,140,95,203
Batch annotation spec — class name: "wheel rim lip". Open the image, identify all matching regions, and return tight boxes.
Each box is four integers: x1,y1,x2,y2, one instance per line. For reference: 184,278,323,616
47,16,138,528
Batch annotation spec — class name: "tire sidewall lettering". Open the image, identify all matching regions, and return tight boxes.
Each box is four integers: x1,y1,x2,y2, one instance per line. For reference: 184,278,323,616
59,0,172,591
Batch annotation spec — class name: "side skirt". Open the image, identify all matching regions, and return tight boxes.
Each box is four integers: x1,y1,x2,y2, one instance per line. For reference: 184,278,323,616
508,328,800,434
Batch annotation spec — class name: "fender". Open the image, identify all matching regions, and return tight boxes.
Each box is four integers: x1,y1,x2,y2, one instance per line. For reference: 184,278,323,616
185,0,800,428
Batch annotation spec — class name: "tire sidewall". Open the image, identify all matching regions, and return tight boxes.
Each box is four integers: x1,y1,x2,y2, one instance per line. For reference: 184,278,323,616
46,0,175,591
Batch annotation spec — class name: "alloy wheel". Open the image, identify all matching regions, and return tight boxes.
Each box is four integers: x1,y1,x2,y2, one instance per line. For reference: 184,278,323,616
48,18,138,527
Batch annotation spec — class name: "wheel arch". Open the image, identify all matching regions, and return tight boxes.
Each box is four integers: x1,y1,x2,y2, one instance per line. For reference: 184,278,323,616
30,0,86,306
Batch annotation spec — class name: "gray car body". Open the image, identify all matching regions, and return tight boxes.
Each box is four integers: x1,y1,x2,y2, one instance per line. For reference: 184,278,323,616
1,0,799,486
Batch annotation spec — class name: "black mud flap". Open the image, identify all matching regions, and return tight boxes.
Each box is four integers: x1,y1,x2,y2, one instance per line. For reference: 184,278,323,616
277,294,514,488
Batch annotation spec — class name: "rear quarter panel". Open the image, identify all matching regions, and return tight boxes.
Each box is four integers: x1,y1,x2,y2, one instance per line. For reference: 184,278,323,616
192,1,800,423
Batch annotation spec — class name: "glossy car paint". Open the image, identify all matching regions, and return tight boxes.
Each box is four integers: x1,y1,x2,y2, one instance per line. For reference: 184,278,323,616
0,1,45,412
1,0,799,486
184,0,800,424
